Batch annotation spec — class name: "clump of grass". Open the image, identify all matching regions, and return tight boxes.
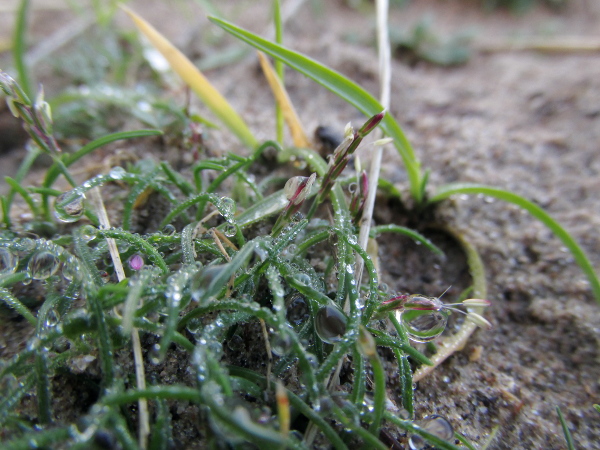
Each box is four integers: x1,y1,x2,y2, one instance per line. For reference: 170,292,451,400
0,1,597,449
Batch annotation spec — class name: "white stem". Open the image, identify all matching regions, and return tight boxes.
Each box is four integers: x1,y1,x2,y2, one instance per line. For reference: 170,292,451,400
90,187,149,449
355,0,391,284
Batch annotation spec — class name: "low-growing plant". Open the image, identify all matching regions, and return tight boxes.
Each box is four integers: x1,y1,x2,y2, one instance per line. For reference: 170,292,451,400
0,1,596,449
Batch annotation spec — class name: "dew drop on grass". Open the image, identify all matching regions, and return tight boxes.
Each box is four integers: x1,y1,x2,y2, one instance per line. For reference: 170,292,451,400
162,224,176,236
80,224,98,242
315,304,347,344
186,318,203,334
150,343,161,365
292,272,312,287
190,264,227,302
27,251,61,280
401,309,448,343
270,333,292,357
44,308,60,328
408,415,454,450
14,237,35,256
0,247,18,274
227,334,244,352
222,223,236,238
54,192,85,223
218,197,236,222
109,166,126,180
286,293,310,326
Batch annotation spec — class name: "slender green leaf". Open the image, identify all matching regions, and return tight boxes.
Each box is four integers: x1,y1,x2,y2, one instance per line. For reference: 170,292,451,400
13,0,32,99
431,183,600,304
208,16,424,203
556,406,575,450
370,224,444,256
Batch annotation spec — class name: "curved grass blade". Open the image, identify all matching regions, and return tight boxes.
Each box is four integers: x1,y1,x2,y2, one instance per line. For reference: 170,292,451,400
431,183,600,304
556,406,575,450
208,16,424,203
43,129,163,190
0,287,37,326
413,225,487,381
370,224,444,257
122,6,258,149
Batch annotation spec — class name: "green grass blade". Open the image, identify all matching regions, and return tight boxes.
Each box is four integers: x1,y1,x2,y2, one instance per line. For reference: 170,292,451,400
0,287,37,326
556,406,575,450
4,176,39,217
431,183,600,304
273,0,285,145
13,0,32,99
370,224,444,256
43,129,162,190
209,16,424,203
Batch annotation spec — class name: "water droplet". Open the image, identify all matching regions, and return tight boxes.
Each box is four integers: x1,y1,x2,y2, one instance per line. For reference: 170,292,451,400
150,343,161,365
14,237,36,256
286,293,309,326
408,415,454,450
80,225,98,242
190,264,227,302
162,224,176,236
222,223,236,238
27,251,61,280
254,246,269,262
227,334,244,352
218,197,236,222
401,309,448,343
54,192,85,223
0,247,18,274
270,333,292,357
315,305,347,344
292,272,312,287
109,166,126,180
186,318,203,334
44,308,60,328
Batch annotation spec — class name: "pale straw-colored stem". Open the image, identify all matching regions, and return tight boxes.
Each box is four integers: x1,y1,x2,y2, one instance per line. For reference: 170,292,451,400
90,187,149,449
354,0,391,285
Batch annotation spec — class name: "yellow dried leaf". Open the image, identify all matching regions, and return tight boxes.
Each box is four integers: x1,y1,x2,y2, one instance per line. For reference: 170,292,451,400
121,5,257,149
257,52,310,148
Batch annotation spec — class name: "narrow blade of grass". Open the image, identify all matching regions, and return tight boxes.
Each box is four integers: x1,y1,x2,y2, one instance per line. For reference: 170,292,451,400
13,0,32,99
0,287,37,326
208,16,424,203
370,224,444,257
257,52,309,148
556,406,575,450
122,6,257,149
4,176,39,217
431,183,600,304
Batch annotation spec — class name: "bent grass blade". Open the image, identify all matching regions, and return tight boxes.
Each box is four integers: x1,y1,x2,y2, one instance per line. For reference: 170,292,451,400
431,183,600,304
208,16,424,203
122,6,257,149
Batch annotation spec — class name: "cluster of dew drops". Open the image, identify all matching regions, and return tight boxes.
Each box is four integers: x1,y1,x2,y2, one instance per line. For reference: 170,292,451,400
39,166,460,447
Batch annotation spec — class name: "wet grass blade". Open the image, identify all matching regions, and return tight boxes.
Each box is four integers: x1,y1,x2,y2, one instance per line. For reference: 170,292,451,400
123,6,258,149
431,183,600,304
209,16,424,203
0,287,37,326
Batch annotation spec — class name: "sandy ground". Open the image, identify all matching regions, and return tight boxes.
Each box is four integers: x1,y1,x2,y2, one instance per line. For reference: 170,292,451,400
1,0,600,448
